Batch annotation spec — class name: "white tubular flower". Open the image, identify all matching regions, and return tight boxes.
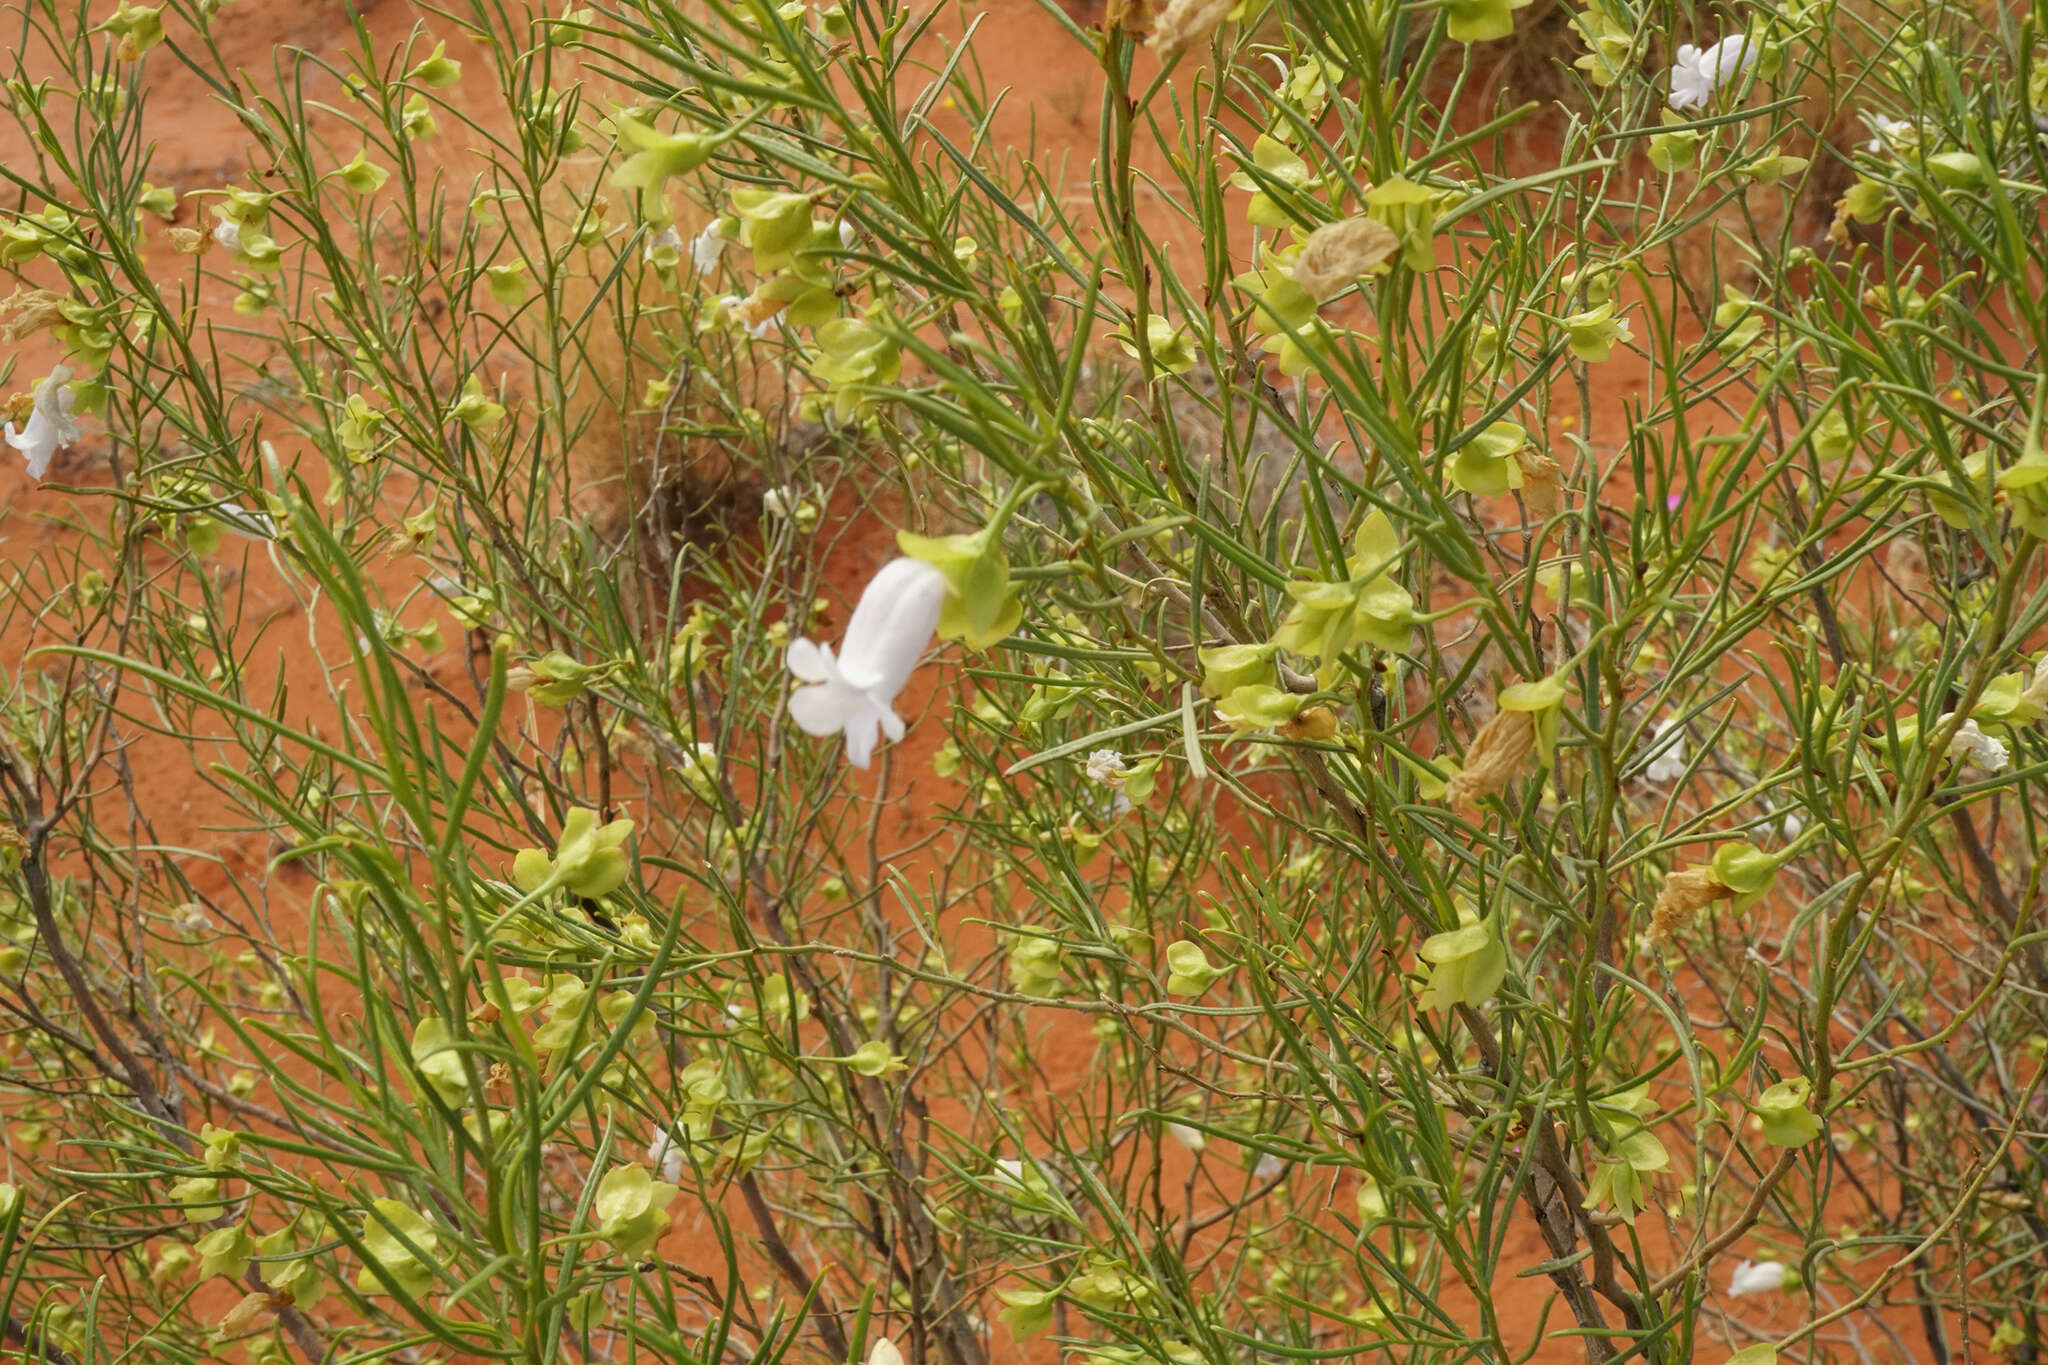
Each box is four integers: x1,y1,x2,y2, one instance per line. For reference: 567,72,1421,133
761,486,793,519
4,365,80,481
1252,1153,1286,1182
647,1125,685,1184
865,1340,904,1365
1166,1121,1206,1153
1644,718,1687,784
1667,35,1757,111
1945,718,2011,773
1085,749,1127,785
786,557,948,768
690,222,727,274
1727,1259,1788,1297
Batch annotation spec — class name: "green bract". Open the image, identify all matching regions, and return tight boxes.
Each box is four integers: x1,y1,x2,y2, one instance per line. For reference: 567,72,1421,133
1709,841,1782,911
1755,1076,1824,1147
1198,642,1277,699
357,1200,443,1298
1164,940,1229,995
611,113,719,192
1563,300,1630,362
1364,176,1438,271
1232,257,1323,375
335,148,390,193
996,1286,1058,1337
337,392,387,460
511,807,635,898
1442,0,1532,43
411,1015,471,1107
593,1164,678,1259
837,1040,909,1075
731,188,817,270
809,317,902,421
1112,313,1199,377
1230,134,1313,228
1572,6,1632,85
407,41,463,88
93,2,163,58
195,1223,254,1282
1447,421,1529,496
1415,907,1508,1010
1499,673,1569,763
1272,512,1417,676
898,524,1021,650
447,375,506,434
1216,683,1304,731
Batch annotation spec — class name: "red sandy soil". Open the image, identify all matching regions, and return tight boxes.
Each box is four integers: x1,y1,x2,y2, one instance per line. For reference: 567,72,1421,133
0,3,1952,1363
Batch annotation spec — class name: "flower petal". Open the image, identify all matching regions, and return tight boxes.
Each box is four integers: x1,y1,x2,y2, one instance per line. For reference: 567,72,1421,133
788,681,859,737
836,557,947,696
841,707,883,768
786,637,836,684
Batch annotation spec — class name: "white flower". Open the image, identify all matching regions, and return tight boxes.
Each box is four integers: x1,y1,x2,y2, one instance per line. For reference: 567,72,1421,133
648,1125,686,1184
691,222,727,274
4,365,80,481
1862,113,1920,153
1778,811,1804,842
1166,1121,1206,1153
991,1157,1027,1190
212,217,243,253
643,224,683,264
865,1340,904,1365
837,219,857,249
762,485,794,519
1085,749,1127,785
1727,1259,1789,1297
1945,718,2011,773
1667,34,1757,111
786,557,949,768
1252,1153,1286,1182
1644,719,1687,783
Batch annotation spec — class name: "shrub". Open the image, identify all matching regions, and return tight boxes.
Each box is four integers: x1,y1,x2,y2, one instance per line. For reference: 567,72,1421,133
1,0,2046,1363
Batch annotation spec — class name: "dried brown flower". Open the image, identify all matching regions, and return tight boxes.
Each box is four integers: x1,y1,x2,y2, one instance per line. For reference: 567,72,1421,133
1145,0,1233,60
0,288,68,343
1291,217,1400,302
1648,865,1731,945
1104,0,1164,37
166,226,208,256
1444,707,1535,806
735,292,786,329
218,1292,279,1334
1515,449,1563,516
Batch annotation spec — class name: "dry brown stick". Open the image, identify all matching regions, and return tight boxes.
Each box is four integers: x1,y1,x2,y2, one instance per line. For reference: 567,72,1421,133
1647,1149,1800,1297
13,806,330,1365
735,1172,853,1362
